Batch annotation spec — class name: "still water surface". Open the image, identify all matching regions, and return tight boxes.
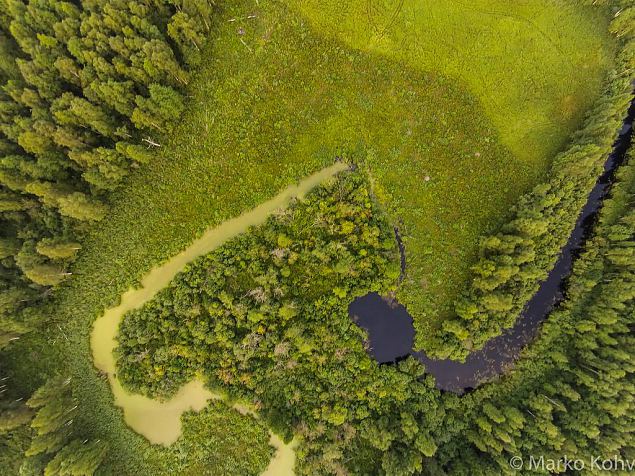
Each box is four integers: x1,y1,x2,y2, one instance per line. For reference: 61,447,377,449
90,162,347,471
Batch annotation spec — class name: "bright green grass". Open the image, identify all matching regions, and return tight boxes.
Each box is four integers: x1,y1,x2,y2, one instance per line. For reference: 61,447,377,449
289,0,614,163
1,0,615,471
283,0,615,348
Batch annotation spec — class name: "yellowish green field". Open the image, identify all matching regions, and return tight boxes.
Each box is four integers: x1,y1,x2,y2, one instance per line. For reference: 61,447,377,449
284,0,615,347
291,0,612,163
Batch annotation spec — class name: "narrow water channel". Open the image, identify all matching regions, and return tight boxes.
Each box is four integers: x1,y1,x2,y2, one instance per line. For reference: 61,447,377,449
350,97,635,393
90,162,347,471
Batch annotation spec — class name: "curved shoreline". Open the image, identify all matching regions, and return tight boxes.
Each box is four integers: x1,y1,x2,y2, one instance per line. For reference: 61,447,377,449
351,94,635,392
415,95,635,392
90,162,347,471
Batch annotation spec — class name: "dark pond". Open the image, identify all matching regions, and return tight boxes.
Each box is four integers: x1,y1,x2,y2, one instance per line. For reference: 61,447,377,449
349,96,635,393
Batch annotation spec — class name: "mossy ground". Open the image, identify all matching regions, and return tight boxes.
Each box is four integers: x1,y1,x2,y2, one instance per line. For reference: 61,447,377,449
1,0,616,472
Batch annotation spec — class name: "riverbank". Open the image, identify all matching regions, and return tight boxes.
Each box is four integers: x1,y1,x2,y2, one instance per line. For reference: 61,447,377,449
0,0,618,473
90,163,345,471
350,93,635,392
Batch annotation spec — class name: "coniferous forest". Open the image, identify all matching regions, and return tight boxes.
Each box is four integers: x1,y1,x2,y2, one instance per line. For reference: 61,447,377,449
0,0,633,475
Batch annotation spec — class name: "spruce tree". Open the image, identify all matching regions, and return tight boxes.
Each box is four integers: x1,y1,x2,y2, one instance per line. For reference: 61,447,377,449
26,376,76,457
44,439,108,476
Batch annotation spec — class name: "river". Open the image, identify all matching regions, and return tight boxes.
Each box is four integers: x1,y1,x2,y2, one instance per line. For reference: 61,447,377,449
90,162,347,472
350,96,635,392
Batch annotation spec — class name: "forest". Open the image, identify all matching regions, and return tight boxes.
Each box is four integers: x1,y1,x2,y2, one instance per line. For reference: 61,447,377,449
438,6,635,359
0,0,633,475
0,0,214,344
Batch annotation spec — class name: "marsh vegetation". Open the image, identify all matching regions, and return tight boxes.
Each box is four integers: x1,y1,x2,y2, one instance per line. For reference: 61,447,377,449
0,0,633,475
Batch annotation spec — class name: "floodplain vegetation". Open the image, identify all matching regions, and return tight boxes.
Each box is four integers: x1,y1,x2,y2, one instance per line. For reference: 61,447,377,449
0,0,633,474
434,148,635,475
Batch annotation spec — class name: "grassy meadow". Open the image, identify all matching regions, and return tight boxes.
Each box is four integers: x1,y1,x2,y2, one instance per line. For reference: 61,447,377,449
285,0,615,346
290,0,614,162
1,0,617,472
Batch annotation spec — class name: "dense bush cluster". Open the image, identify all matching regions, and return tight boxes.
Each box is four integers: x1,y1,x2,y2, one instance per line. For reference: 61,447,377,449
439,0,635,359
0,0,214,346
116,173,448,475
429,151,635,474
114,150,635,476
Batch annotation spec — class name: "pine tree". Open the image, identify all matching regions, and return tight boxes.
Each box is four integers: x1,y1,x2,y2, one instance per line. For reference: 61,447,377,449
15,244,69,286
19,454,48,476
142,39,188,87
87,79,135,117
26,376,76,457
0,236,19,258
36,238,80,260
44,439,107,476
24,181,69,208
167,12,205,66
57,192,107,221
116,142,154,164
0,400,33,433
131,84,184,133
